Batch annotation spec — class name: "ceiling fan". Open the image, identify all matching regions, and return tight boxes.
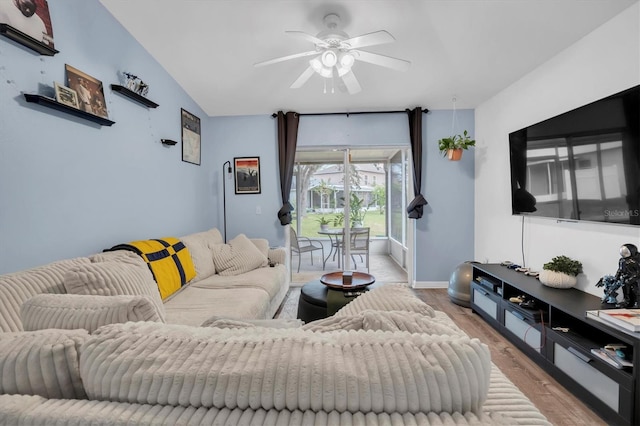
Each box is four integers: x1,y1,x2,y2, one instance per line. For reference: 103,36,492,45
254,13,410,94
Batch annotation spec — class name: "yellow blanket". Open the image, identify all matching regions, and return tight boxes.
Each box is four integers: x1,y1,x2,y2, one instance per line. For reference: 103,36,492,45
110,238,196,300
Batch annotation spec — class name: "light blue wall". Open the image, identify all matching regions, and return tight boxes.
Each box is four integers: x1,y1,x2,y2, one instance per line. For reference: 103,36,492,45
0,0,475,282
212,110,475,282
0,0,214,274
417,110,475,281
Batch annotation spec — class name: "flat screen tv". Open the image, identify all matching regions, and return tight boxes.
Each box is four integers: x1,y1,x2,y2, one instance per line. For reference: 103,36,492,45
509,85,639,226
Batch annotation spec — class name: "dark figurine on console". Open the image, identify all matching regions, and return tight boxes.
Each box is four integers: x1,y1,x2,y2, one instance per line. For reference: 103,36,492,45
614,243,640,308
596,274,623,305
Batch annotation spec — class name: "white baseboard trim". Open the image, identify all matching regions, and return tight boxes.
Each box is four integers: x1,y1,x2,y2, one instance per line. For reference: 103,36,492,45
412,281,449,289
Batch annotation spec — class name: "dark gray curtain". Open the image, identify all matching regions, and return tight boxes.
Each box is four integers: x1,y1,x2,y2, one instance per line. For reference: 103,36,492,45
276,111,299,225
406,107,428,218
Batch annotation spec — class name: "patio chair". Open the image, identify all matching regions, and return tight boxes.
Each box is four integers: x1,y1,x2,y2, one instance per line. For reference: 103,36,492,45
290,228,325,273
347,227,370,272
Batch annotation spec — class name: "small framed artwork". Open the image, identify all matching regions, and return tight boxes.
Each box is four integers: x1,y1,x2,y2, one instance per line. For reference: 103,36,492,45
65,64,108,118
54,82,78,108
181,108,201,166
234,157,261,194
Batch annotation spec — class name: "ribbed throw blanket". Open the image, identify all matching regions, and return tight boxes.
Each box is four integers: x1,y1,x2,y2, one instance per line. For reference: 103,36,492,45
80,322,491,415
109,238,196,300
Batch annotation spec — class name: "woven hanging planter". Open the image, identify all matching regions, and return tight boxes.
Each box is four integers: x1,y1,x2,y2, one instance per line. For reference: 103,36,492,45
538,270,577,289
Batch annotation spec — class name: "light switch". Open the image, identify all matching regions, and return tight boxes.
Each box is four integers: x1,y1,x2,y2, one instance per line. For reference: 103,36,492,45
256,206,262,215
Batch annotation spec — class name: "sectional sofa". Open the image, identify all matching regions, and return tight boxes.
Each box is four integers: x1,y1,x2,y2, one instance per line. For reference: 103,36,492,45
0,227,289,333
0,231,550,425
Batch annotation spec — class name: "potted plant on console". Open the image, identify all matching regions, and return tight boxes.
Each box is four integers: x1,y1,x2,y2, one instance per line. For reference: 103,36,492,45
538,255,583,289
437,130,476,161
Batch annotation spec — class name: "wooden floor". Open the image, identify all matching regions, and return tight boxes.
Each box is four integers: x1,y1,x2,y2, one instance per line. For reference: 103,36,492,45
277,287,606,426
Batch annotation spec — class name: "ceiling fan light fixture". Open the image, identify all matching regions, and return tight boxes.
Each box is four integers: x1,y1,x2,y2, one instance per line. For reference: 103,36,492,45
318,66,333,78
309,57,323,72
321,50,338,67
339,52,355,69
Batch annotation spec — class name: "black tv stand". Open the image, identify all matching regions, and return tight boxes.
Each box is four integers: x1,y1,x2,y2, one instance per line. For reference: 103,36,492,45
470,263,638,425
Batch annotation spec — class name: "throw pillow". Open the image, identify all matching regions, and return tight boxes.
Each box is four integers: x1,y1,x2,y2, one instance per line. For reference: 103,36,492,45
250,238,270,258
0,329,88,399
179,228,224,282
21,294,165,333
211,234,268,276
63,261,165,321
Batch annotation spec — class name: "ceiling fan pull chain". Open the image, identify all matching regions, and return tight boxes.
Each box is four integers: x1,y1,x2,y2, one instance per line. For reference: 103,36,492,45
323,79,327,94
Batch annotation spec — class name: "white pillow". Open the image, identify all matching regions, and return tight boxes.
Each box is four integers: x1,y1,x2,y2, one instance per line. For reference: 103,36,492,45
63,261,165,321
211,234,268,276
0,329,88,399
21,294,164,333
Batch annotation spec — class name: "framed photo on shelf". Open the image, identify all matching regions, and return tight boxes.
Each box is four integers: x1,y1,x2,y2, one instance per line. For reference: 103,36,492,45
54,82,78,108
65,64,108,118
181,108,201,165
234,157,261,194
0,0,55,48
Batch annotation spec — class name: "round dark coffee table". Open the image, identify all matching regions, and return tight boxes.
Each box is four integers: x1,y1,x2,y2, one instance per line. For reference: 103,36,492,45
297,278,381,323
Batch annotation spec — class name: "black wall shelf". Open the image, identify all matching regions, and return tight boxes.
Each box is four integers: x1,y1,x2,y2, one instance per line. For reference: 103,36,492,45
0,24,58,56
161,139,178,146
110,85,159,108
23,94,115,126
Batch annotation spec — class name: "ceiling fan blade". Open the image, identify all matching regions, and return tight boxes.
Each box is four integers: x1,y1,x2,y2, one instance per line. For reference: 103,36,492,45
254,50,319,67
341,70,362,94
285,31,329,48
290,66,316,89
353,50,411,72
343,30,395,49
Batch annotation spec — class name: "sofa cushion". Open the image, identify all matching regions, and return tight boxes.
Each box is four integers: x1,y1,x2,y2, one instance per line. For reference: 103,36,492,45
200,316,303,329
192,264,286,300
303,310,463,335
163,286,271,325
212,234,268,276
0,257,91,332
80,322,491,415
63,261,166,321
180,228,223,282
335,283,436,318
0,329,88,399
21,294,164,333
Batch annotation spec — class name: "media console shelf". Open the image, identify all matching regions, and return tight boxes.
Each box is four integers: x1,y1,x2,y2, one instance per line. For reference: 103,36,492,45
23,94,115,126
110,85,159,108
471,263,638,425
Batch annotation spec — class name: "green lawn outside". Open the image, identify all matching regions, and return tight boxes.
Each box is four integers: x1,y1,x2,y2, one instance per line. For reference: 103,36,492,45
294,211,386,238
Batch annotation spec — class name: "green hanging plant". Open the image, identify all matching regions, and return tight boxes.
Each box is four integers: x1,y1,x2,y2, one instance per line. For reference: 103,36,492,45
437,130,476,157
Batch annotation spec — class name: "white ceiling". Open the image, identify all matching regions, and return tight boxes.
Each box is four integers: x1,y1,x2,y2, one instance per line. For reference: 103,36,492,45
100,0,637,117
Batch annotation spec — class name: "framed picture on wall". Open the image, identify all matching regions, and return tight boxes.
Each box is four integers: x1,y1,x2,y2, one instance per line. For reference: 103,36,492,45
54,82,78,108
234,157,261,194
0,0,56,51
65,64,108,118
181,108,201,165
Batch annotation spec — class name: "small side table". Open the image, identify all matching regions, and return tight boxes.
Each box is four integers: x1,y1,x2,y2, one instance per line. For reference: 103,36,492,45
297,277,381,323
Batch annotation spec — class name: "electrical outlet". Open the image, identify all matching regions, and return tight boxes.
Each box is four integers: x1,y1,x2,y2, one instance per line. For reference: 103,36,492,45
256,206,261,215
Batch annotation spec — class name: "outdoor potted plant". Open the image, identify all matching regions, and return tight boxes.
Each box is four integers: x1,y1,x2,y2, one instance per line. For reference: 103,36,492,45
316,216,331,231
538,255,583,289
333,194,369,228
437,130,476,161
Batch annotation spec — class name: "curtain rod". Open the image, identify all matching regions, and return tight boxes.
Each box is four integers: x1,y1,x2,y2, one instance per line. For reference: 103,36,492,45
271,108,429,118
